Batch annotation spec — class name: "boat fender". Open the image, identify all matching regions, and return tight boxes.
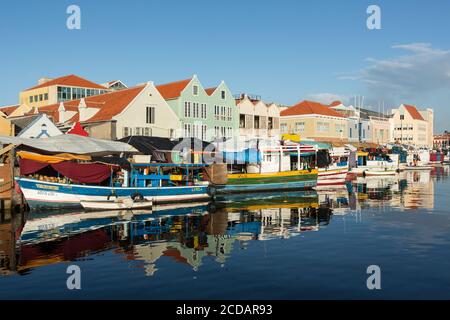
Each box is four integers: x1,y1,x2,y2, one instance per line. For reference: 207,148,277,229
131,193,144,201
107,194,118,201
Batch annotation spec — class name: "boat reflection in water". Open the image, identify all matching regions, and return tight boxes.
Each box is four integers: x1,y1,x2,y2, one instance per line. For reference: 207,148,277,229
0,169,443,278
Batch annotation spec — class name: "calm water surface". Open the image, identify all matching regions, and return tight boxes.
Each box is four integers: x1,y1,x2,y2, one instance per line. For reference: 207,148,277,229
1,168,450,300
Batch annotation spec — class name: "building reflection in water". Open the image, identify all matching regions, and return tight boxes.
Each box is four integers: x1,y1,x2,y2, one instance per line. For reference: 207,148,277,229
0,168,444,277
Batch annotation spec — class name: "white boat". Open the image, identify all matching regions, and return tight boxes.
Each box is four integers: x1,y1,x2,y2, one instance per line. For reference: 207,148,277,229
404,165,433,171
80,198,153,211
317,167,348,188
317,147,349,189
364,169,397,176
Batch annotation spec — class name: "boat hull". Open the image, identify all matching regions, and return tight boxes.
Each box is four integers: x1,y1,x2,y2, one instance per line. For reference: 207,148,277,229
216,170,318,194
317,168,348,188
16,178,211,211
80,200,153,211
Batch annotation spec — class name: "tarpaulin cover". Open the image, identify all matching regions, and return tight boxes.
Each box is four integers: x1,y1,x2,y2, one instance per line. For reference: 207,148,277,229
119,136,177,162
0,134,137,156
20,159,113,183
222,148,261,164
17,151,91,164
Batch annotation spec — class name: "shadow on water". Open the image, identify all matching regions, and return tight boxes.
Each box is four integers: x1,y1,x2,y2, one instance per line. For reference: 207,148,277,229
1,166,449,299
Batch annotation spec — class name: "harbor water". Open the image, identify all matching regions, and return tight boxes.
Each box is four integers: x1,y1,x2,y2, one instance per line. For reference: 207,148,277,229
1,168,450,299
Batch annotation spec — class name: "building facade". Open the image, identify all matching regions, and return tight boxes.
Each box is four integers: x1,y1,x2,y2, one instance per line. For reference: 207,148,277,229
390,104,434,148
37,82,181,140
11,113,62,138
19,75,109,109
280,100,348,142
156,75,239,141
235,94,280,140
433,132,450,150
0,115,14,136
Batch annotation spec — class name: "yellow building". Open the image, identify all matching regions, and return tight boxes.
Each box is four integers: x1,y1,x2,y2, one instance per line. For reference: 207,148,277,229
280,100,348,142
0,114,14,136
19,74,109,109
390,104,434,148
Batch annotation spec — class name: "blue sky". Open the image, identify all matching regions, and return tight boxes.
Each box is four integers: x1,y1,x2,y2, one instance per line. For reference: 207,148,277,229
0,0,449,131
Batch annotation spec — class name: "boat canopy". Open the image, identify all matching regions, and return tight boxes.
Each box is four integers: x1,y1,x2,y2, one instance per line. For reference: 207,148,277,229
0,134,138,156
222,148,261,164
19,158,115,183
214,137,282,153
299,140,332,150
119,136,216,162
17,151,91,163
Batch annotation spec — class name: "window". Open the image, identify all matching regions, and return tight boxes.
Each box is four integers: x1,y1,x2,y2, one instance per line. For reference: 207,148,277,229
317,121,329,132
214,126,219,138
240,114,246,128
184,102,189,117
194,103,199,118
144,128,151,136
44,93,48,100
281,123,288,133
193,85,199,96
146,106,155,124
295,122,305,133
221,106,225,121
201,103,207,119
221,90,226,99
34,95,38,102
214,105,220,120
268,117,274,130
184,123,192,137
30,96,33,103
135,127,141,136
202,125,207,140
254,116,260,129
123,127,132,137
350,127,353,138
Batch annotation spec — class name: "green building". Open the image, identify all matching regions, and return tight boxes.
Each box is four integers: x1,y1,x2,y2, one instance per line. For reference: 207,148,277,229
156,75,238,141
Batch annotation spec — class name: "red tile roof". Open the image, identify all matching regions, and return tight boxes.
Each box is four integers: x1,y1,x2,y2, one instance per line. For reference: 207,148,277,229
403,104,425,121
330,100,342,107
38,85,145,123
281,100,346,118
205,87,216,96
156,78,191,100
0,105,19,116
24,74,107,92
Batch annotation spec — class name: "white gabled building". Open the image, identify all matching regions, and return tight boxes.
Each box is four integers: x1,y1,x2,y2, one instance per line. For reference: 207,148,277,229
235,94,280,140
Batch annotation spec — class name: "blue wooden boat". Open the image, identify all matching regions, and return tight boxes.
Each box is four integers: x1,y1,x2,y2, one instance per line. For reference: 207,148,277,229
16,163,213,211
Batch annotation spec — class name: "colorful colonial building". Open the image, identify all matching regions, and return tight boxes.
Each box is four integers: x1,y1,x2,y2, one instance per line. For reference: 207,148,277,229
156,75,238,141
390,104,434,148
36,82,181,140
280,100,348,142
235,94,280,140
19,74,109,109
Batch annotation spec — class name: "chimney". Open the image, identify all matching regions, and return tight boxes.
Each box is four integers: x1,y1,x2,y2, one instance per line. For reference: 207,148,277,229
38,77,53,85
58,102,66,123
78,98,88,122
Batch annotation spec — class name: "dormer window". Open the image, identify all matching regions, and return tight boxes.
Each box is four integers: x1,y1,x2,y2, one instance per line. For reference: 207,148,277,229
193,85,199,96
221,90,226,99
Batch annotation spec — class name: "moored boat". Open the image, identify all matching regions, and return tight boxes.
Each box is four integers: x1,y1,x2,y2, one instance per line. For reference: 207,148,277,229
316,147,350,189
364,168,397,176
80,198,153,211
404,165,433,171
214,139,318,194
